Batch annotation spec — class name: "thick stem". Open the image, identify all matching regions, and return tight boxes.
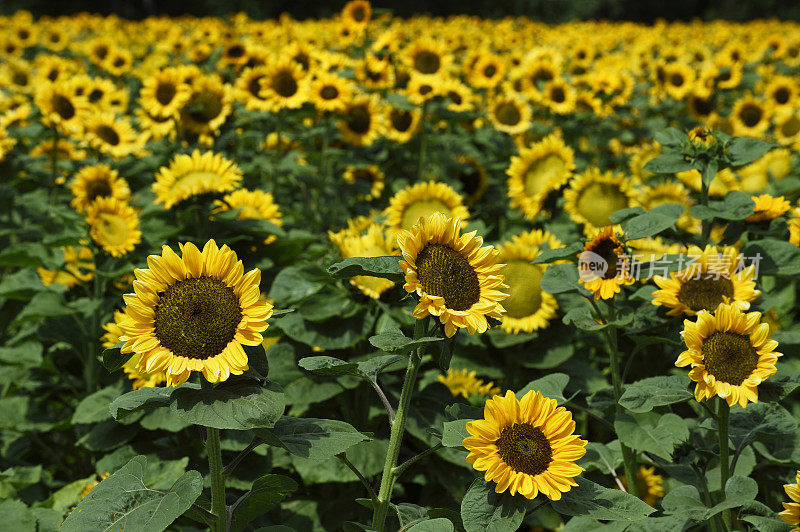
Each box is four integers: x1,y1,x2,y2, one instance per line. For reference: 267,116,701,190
207,427,227,532
371,319,426,531
718,399,731,530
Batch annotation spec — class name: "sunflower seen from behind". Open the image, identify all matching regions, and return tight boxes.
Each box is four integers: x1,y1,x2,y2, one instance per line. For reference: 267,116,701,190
464,390,587,500
120,239,273,386
676,303,780,408
397,213,507,337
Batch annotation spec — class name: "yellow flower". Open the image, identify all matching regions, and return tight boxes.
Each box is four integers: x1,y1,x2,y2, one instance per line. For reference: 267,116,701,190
487,95,532,136
397,213,507,338
438,368,500,398
153,150,243,209
139,68,191,118
383,181,470,237
258,59,309,112
86,198,142,258
746,194,791,222
37,246,95,289
83,112,146,160
620,466,665,507
779,470,800,531
342,165,385,202
212,189,283,244
563,168,637,231
69,164,130,213
464,390,587,500
676,303,780,408
578,227,635,300
120,240,273,386
337,95,384,147
330,222,398,299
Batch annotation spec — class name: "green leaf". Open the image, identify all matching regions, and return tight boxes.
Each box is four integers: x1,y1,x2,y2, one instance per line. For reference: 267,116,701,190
60,456,202,532
73,384,123,424
661,485,707,521
258,416,368,460
110,385,180,420
268,263,330,305
540,263,580,294
729,402,797,450
516,373,569,404
609,206,645,224
618,376,692,413
705,476,758,519
531,244,581,264
171,381,285,430
614,413,689,460
580,441,622,474
0,341,43,367
741,239,800,276
274,308,377,350
739,501,794,532
328,256,404,283
620,203,685,239
102,342,132,372
562,306,631,331
642,153,692,174
689,190,754,221
441,420,470,448
299,354,404,382
230,474,298,532
0,242,54,268
407,518,454,531
0,268,51,300
460,479,527,532
726,137,774,167
369,327,442,354
653,128,686,148
0,499,36,532
551,477,655,521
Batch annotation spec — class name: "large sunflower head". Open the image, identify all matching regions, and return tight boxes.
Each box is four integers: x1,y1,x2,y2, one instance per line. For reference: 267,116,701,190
86,198,142,258
70,164,130,213
578,226,635,300
506,133,575,221
397,213,507,337
120,240,273,386
258,59,309,112
464,390,587,500
563,168,638,231
779,470,800,529
676,303,780,408
496,239,558,334
34,81,88,134
153,150,243,209
383,181,470,236
652,245,761,316
331,222,398,299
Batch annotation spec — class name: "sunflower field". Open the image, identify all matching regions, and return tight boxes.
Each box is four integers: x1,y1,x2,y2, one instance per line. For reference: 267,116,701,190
4,3,800,531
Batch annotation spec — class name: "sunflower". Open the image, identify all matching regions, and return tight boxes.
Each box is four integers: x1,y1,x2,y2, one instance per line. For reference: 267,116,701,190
83,113,145,159
496,239,558,334
337,95,384,147
731,96,770,138
620,466,665,507
487,95,532,136
405,73,440,106
86,198,142,258
397,213,507,337
342,165,385,201
331,222,398,299
37,245,95,289
342,0,372,30
652,245,761,316
119,240,273,386
661,62,695,100
746,194,791,222
676,303,780,408
139,68,191,118
70,164,130,213
180,75,233,142
469,54,506,89
235,66,273,112
153,150,243,209
563,168,638,230
540,78,577,115
0,125,16,162
451,156,487,204
102,310,167,390
506,133,575,221
34,81,88,134
384,181,470,237
764,76,796,110
259,60,309,112
438,78,474,113
774,110,800,146
309,72,353,113
403,38,451,76
438,368,500,398
464,390,587,500
779,471,800,531
135,107,177,141
578,227,635,300
384,106,421,143
628,141,661,182
790,208,800,247
212,188,283,244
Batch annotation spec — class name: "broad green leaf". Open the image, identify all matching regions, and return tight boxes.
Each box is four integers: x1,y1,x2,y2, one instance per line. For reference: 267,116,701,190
614,413,688,460
171,381,285,430
660,485,707,521
653,128,686,148
620,203,685,239
0,499,36,532
729,402,797,450
618,376,692,413
726,137,774,167
705,476,758,519
741,239,800,276
369,328,442,354
689,190,754,221
531,243,581,264
259,416,368,460
643,153,692,174
109,385,182,420
407,518,454,532
517,373,569,404
739,501,794,532
299,354,404,382
73,383,123,424
0,268,51,300
580,441,622,474
268,263,330,305
441,420,470,448
609,206,645,224
328,256,404,283
551,477,655,521
540,263,580,294
230,474,298,532
102,342,132,372
60,456,202,532
0,341,43,367
460,479,527,532
274,308,377,350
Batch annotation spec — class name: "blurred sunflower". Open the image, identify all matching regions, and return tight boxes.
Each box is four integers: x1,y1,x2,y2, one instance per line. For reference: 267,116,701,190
464,390,587,500
338,95,384,146
139,68,191,118
34,81,88,134
746,194,791,222
180,75,233,142
438,368,500,398
212,188,283,244
384,181,470,235
309,72,353,113
620,466,665,507
487,95,531,135
779,471,800,531
676,303,780,408
342,165,385,201
83,112,145,159
36,245,95,289
397,213,507,337
342,0,372,30
384,106,421,143
153,150,243,209
403,38,450,76
331,222,398,299
86,197,142,258
120,240,273,386
496,239,558,334
730,96,770,137
70,164,130,213
259,59,309,111
563,168,637,230
451,156,487,204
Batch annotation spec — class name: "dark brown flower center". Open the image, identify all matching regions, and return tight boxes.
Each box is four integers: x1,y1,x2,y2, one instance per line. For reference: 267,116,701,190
52,94,75,120
94,125,120,146
86,178,113,201
156,82,177,105
701,331,759,385
739,103,763,128
320,85,339,100
413,50,441,74
391,110,413,132
154,276,242,360
272,70,298,98
187,90,223,123
416,243,480,311
677,277,734,312
346,104,371,134
495,102,521,126
496,423,552,476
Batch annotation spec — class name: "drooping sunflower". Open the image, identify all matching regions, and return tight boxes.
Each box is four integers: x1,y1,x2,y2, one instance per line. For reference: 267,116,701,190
309,72,353,113
337,95,384,147
563,168,638,231
342,165,385,201
397,213,507,337
438,368,500,398
506,133,575,221
496,240,558,334
259,60,309,112
620,466,665,507
83,112,145,160
652,245,760,316
86,198,142,258
384,181,470,237
36,245,95,289
676,303,780,408
746,194,791,222
139,68,191,118
212,188,283,244
487,95,532,136
578,227,635,300
120,240,273,386
153,150,243,209
331,222,398,299
70,164,130,213
464,390,587,500
779,470,800,531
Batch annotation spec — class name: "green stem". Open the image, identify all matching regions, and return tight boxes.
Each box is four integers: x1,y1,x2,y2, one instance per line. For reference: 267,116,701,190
700,180,710,245
85,268,105,393
718,399,731,530
371,318,426,531
207,427,227,532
